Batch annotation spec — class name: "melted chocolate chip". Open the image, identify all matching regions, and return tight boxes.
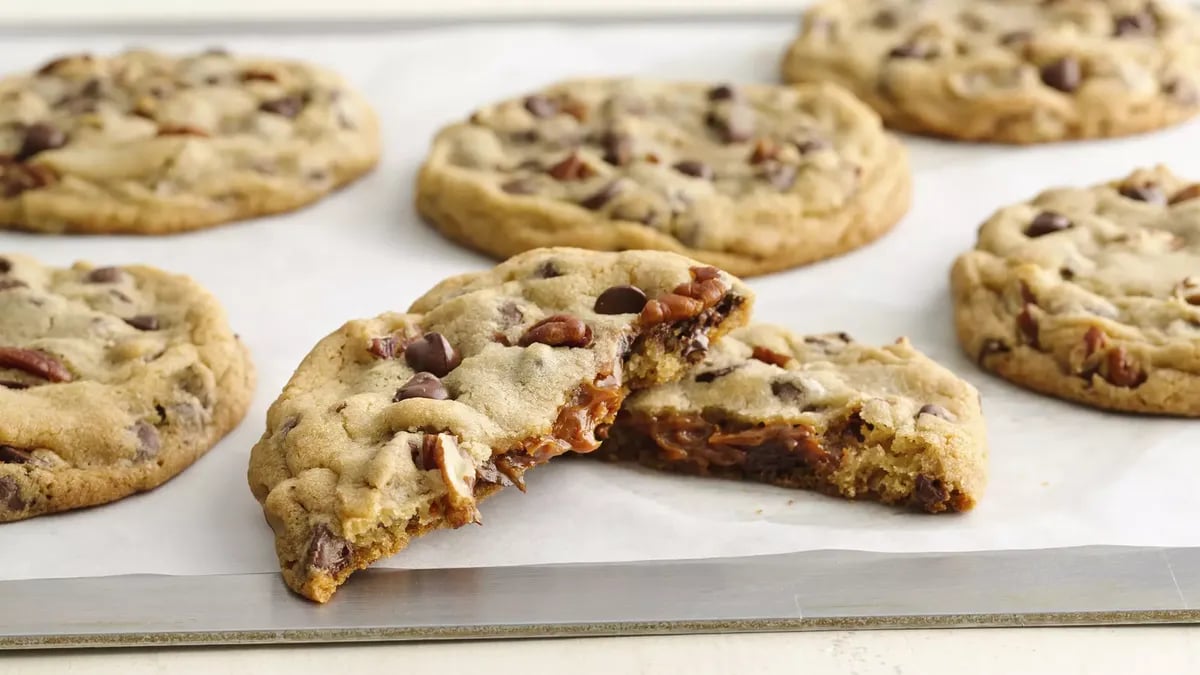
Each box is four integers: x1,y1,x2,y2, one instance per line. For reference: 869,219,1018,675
85,267,122,284
524,95,559,118
761,163,798,190
707,84,737,101
394,372,450,402
306,524,352,574
695,366,737,383
914,475,949,510
0,445,33,464
1118,183,1167,205
0,380,29,389
16,123,66,161
888,42,934,59
1114,12,1156,36
1040,57,1081,93
672,160,713,180
1025,211,1072,237
917,404,957,422
403,332,461,377
259,95,305,118
707,105,755,144
579,181,623,210
534,260,562,278
771,380,806,402
124,315,159,331
0,280,24,292
0,258,9,274
594,285,648,315
0,475,22,510
134,421,161,459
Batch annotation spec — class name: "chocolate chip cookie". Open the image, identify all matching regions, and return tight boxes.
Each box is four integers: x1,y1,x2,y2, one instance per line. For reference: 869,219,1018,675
0,254,254,522
0,49,379,234
417,79,910,277
595,325,986,513
247,248,753,602
782,0,1200,143
952,166,1200,415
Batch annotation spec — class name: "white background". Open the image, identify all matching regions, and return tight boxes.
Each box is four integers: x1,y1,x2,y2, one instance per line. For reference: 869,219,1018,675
3,1,1199,672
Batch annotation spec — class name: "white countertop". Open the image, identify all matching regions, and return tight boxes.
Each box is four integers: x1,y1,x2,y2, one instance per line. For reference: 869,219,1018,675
2,0,1198,670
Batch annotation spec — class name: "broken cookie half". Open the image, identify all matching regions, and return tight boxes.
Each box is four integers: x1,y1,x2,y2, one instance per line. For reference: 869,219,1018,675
595,325,987,513
248,248,753,602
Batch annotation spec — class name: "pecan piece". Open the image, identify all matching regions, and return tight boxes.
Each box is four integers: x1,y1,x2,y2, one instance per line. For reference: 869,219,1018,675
1082,326,1107,357
1104,347,1146,388
0,347,72,382
547,152,593,181
751,345,791,367
519,314,593,348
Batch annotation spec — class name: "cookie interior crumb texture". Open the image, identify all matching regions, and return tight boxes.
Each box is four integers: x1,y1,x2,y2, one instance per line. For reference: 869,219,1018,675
952,165,1200,415
417,78,910,277
0,253,255,522
247,248,753,602
783,0,1200,143
596,325,988,513
0,49,380,234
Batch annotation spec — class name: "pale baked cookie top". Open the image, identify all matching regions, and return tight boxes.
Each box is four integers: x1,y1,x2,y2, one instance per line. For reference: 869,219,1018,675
603,325,987,512
0,49,379,234
248,248,753,602
0,253,254,522
783,0,1200,142
952,166,1200,414
418,78,908,276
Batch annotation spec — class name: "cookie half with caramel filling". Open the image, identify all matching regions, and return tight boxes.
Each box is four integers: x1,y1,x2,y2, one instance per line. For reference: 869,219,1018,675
248,248,753,602
596,325,986,513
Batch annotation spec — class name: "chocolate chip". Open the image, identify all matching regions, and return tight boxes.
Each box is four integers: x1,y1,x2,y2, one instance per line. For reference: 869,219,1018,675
524,95,559,118
672,160,713,180
579,181,623,210
0,258,9,274
547,153,593,181
707,105,755,143
1114,12,1156,36
134,421,160,459
695,366,737,383
0,475,22,511
241,69,278,82
259,95,304,118
403,332,461,377
368,336,398,359
601,131,633,166
914,475,949,510
771,380,806,402
1165,79,1199,105
0,445,32,464
917,404,957,422
124,315,159,331
394,372,449,402
761,163,798,190
1118,183,1167,205
501,178,538,195
16,123,66,161
306,524,352,574
533,260,562,279
85,267,122,283
707,84,737,101
1040,57,1081,93
519,314,593,348
0,380,29,389
594,285,648,315
888,42,934,59
1025,211,1072,237
0,347,72,382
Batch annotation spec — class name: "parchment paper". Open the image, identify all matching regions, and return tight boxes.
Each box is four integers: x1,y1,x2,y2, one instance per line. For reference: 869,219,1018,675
3,21,1199,582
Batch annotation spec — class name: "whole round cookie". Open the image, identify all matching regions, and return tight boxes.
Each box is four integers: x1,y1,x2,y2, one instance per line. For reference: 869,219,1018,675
952,166,1200,415
0,49,380,234
782,0,1200,143
0,254,255,521
417,79,910,277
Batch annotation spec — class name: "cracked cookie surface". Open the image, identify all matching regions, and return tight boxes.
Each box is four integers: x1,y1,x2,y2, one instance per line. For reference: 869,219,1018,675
782,0,1200,143
596,325,987,513
952,166,1200,415
247,248,753,602
0,49,379,234
0,253,254,522
417,78,910,277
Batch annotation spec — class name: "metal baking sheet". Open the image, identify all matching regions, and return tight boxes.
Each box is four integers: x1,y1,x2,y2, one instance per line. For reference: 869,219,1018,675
4,545,1200,650
3,11,1200,650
